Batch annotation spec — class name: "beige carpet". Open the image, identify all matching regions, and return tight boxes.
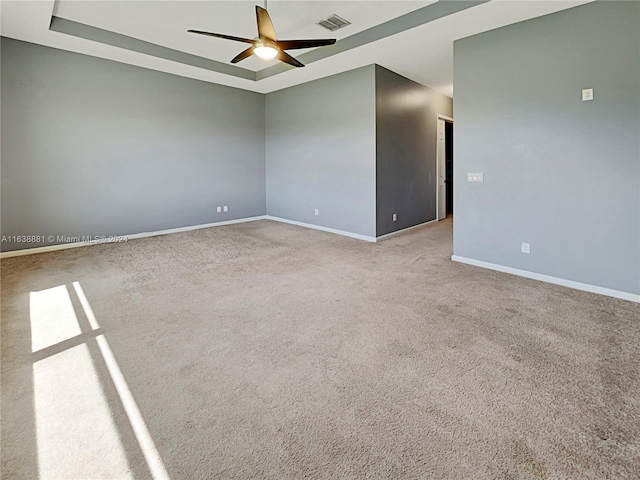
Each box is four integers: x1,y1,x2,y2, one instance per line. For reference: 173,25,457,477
1,218,639,479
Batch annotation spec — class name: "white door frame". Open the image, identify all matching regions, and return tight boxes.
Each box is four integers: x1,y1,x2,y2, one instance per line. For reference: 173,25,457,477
436,114,454,221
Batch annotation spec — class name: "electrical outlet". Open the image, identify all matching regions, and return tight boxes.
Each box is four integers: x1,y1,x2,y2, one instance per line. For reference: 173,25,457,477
314,209,319,216
223,206,228,212
521,242,531,254
467,173,484,183
582,88,593,101
216,206,222,213
393,213,397,222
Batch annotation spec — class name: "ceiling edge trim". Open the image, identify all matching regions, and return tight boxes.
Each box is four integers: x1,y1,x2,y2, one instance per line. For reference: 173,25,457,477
49,0,490,83
49,16,256,80
256,0,489,80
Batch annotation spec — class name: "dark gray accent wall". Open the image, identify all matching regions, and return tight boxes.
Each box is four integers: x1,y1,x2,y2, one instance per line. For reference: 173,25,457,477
453,1,640,295
375,65,453,236
265,65,377,238
1,38,266,252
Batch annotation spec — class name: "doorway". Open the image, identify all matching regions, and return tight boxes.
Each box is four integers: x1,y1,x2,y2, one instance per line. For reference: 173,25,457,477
437,115,453,221
445,121,453,216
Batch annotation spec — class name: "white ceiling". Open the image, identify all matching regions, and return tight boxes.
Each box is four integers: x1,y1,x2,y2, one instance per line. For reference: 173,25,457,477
1,1,593,96
53,1,436,71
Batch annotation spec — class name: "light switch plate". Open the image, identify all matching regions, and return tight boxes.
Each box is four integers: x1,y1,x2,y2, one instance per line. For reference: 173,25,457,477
582,88,593,101
223,206,228,212
467,173,484,183
216,206,222,213
521,242,531,254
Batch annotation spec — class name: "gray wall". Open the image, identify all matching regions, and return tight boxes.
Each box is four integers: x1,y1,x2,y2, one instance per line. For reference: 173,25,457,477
453,1,640,295
375,65,453,236
1,38,265,252
265,65,377,238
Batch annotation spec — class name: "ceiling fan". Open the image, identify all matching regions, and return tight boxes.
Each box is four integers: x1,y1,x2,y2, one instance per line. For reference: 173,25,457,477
187,4,336,67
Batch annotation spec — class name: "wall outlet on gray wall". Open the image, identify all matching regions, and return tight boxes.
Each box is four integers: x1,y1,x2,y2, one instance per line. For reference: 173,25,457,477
582,88,594,101
217,206,222,213
223,206,228,212
314,209,319,216
521,243,531,254
393,213,397,221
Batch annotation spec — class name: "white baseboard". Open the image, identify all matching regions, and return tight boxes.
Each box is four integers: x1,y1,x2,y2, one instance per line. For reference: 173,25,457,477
265,216,376,242
265,216,438,243
451,255,640,303
376,219,437,241
0,216,267,259
0,215,438,258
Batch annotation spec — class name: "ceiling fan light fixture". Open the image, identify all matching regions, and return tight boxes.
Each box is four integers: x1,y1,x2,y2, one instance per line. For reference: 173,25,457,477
188,6,335,67
254,44,278,60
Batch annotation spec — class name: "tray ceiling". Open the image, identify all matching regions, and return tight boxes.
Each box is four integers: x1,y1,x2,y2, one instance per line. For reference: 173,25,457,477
1,1,593,95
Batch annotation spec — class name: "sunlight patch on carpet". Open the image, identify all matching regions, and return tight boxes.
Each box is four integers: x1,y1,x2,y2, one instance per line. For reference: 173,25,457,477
33,343,132,479
29,285,81,352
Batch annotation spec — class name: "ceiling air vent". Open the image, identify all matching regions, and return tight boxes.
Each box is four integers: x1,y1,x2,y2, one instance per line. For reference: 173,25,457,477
316,14,351,32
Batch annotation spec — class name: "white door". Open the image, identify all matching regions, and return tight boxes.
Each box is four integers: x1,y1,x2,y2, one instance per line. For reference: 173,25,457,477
437,119,446,220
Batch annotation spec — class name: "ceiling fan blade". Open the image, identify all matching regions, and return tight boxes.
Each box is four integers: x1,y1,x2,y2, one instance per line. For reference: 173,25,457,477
277,39,336,50
187,30,254,44
231,46,255,64
278,50,304,68
256,6,277,41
